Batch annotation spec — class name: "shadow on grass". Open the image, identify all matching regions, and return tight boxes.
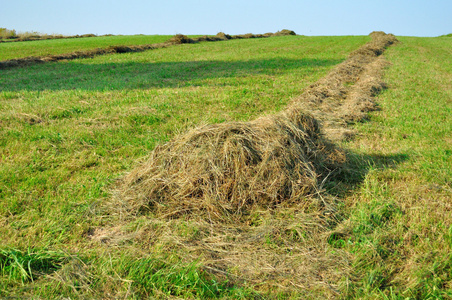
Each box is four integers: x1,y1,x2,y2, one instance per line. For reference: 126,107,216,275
0,58,342,92
325,151,410,197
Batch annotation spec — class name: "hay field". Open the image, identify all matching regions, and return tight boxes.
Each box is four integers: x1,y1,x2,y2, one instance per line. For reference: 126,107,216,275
1,33,451,299
0,35,174,60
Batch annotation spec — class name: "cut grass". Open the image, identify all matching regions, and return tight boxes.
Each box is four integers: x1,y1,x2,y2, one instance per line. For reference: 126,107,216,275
1,34,449,298
337,36,452,298
0,35,174,60
0,35,368,298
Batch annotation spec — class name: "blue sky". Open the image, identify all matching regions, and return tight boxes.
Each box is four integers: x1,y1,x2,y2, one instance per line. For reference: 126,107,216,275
1,0,451,37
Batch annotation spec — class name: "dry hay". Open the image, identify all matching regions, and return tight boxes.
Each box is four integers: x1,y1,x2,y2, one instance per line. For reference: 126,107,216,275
194,35,226,42
115,32,398,221
288,31,398,141
350,31,397,57
167,34,195,44
0,35,188,69
273,29,297,36
0,33,98,43
215,32,232,40
119,210,351,297
195,35,216,42
117,109,345,222
241,33,257,39
101,32,398,294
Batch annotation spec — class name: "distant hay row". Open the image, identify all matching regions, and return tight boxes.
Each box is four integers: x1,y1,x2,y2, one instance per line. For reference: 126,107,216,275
114,31,398,222
0,29,297,43
0,32,103,43
290,31,398,140
0,30,296,70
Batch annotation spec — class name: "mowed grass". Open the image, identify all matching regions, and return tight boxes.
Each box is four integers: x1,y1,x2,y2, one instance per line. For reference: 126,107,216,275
2,34,449,299
0,35,174,60
337,36,452,298
0,35,369,298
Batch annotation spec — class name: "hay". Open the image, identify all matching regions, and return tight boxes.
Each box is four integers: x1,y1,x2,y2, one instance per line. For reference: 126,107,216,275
242,33,256,39
0,31,290,70
117,110,344,221
102,31,400,294
215,32,232,40
115,32,398,222
193,35,226,42
167,34,195,44
0,34,190,69
273,29,297,36
195,35,215,42
349,31,397,57
287,32,398,141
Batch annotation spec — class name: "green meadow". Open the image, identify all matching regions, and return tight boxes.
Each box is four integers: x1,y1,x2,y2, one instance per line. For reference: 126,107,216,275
1,34,451,298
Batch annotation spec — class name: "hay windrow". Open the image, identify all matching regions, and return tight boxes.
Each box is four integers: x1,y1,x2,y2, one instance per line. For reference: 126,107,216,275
115,32,398,222
0,30,296,70
273,29,297,36
0,33,105,43
118,111,344,221
288,31,398,141
167,34,195,44
99,31,399,294
215,32,232,40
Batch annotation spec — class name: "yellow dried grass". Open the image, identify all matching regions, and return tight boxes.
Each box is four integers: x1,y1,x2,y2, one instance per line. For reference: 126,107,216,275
114,32,398,223
117,109,344,221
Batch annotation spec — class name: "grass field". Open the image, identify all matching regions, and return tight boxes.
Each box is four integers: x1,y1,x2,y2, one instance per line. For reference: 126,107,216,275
0,35,175,60
338,36,452,299
1,34,451,298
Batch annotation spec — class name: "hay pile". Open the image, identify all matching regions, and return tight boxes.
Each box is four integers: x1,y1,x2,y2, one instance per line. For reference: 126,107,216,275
115,32,397,222
215,32,232,40
350,31,397,57
0,33,106,43
273,29,297,36
101,31,400,294
118,109,344,221
167,34,195,44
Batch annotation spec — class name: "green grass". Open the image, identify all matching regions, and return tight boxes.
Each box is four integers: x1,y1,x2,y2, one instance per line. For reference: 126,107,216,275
0,248,67,283
1,34,450,298
0,35,174,60
0,35,369,298
337,36,452,299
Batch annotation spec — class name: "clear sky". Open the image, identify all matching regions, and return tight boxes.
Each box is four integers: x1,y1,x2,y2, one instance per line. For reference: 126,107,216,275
1,0,451,37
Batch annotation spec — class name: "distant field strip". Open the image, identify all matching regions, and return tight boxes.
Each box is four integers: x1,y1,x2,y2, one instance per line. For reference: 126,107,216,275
0,35,172,60
1,33,110,43
0,31,294,69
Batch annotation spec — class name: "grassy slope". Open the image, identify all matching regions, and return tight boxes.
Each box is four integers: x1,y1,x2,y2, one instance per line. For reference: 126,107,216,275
338,36,452,298
0,35,369,298
0,35,173,60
